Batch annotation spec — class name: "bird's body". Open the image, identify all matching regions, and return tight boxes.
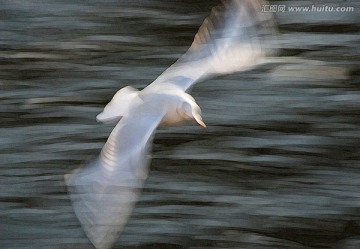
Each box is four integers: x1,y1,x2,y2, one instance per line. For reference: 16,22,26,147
65,1,277,248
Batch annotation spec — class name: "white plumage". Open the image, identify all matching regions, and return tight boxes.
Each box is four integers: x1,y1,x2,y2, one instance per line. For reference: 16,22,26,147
65,1,277,248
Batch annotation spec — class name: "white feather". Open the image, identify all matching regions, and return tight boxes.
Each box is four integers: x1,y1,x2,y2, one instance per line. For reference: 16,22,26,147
145,0,277,93
66,1,277,248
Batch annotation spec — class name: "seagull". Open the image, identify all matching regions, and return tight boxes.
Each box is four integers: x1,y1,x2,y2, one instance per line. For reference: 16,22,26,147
65,1,277,248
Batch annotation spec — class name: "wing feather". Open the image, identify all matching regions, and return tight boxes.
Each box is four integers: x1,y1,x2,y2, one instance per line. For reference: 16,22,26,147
145,0,277,92
65,113,164,249
66,2,279,248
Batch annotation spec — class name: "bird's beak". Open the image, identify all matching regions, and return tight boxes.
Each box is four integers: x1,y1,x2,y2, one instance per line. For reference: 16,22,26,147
193,113,206,128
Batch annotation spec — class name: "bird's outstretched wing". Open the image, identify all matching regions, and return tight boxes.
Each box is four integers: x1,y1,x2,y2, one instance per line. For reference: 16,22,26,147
65,112,164,249
146,0,277,92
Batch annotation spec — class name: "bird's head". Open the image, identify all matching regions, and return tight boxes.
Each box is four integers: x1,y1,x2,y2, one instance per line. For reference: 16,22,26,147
180,98,206,128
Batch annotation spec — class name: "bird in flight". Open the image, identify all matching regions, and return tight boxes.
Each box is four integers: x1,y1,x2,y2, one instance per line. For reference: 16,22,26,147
65,1,277,248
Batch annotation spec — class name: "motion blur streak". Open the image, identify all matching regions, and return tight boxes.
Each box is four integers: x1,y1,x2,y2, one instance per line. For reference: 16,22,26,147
66,1,277,248
0,0,359,249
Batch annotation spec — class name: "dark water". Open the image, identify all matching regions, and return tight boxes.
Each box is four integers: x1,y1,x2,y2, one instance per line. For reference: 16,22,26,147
1,0,360,248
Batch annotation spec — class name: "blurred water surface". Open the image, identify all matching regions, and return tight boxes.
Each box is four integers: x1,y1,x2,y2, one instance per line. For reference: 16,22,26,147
1,0,360,248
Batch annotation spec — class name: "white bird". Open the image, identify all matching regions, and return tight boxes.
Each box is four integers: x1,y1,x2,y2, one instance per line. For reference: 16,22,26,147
65,1,277,248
